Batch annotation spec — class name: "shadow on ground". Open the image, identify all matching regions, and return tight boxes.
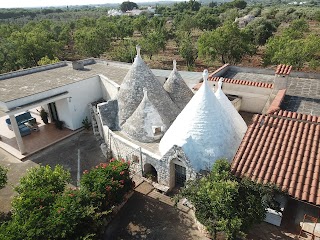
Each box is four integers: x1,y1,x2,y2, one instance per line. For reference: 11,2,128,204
104,191,204,240
28,130,106,185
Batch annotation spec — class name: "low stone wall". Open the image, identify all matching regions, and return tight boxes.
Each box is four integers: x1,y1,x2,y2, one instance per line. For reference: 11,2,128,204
102,190,134,229
101,126,197,190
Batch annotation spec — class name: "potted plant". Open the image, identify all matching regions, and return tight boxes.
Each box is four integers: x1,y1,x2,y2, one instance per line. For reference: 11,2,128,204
82,117,91,130
55,120,64,130
37,107,49,124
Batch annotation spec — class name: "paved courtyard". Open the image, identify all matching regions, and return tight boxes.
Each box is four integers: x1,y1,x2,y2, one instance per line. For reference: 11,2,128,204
28,130,106,185
224,70,320,116
0,130,106,212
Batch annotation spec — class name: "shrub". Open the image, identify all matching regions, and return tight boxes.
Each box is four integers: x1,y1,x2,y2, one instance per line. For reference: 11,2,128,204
81,159,133,210
0,160,133,240
0,165,8,190
177,159,283,240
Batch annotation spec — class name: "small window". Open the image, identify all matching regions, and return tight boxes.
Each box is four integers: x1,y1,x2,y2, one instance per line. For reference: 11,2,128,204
132,154,139,163
152,126,163,135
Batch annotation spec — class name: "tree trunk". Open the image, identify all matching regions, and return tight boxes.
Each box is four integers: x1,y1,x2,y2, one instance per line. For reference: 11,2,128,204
221,55,225,64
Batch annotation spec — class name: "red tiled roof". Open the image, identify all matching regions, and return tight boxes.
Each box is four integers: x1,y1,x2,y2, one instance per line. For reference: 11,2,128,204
209,77,274,88
275,64,292,75
192,77,274,90
267,89,287,114
192,82,203,90
232,111,320,206
208,64,229,78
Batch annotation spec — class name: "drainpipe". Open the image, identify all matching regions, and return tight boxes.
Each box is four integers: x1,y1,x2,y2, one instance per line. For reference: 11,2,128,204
9,114,26,154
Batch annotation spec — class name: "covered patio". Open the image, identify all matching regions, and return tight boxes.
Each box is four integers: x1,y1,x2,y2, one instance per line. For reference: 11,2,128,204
0,107,78,159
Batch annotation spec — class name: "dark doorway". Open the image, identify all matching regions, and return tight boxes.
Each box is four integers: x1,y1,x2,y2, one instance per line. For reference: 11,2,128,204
48,102,59,122
144,163,158,182
174,164,186,187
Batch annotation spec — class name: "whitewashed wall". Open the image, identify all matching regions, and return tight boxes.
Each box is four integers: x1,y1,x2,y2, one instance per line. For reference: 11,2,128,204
99,75,120,100
66,76,103,130
6,76,103,130
55,98,72,129
211,82,272,113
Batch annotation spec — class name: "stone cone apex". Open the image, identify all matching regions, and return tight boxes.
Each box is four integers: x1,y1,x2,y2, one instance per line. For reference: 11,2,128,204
117,46,179,126
215,78,247,139
122,88,167,143
163,60,194,110
159,70,241,172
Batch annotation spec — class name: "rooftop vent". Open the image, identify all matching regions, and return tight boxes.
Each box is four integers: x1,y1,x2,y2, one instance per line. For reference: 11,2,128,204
72,61,84,70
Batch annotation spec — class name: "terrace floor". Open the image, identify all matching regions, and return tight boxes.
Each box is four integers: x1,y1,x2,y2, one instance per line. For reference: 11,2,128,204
0,108,78,159
224,70,320,116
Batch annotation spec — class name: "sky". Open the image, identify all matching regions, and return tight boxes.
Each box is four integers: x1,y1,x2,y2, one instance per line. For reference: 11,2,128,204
0,0,182,9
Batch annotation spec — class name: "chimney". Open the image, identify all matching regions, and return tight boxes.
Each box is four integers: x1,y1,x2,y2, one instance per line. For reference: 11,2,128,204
274,64,292,90
72,61,84,70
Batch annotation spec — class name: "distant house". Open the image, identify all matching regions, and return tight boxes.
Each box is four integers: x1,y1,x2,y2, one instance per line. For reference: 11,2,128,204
107,9,123,16
125,7,156,16
235,14,255,28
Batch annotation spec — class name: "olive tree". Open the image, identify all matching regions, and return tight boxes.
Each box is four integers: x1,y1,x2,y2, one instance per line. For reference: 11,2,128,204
198,22,256,64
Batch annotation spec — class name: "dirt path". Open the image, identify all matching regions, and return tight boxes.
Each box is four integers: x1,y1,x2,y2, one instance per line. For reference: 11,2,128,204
104,182,209,240
104,192,207,240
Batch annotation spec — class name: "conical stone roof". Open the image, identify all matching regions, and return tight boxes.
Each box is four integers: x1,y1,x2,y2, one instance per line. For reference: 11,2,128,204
163,60,194,110
117,46,179,126
122,89,166,143
159,70,241,172
215,78,247,139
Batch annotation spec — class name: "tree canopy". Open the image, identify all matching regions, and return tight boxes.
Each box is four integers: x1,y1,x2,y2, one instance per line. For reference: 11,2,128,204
177,159,283,240
120,1,138,12
0,2,320,73
264,20,320,69
0,160,133,240
197,22,256,64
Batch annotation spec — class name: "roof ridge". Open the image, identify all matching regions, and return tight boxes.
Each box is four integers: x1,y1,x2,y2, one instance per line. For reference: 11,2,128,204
271,110,320,123
208,76,274,89
275,64,292,75
232,111,320,206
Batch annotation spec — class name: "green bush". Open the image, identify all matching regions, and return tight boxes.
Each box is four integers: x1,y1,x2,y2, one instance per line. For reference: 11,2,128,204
81,159,133,210
0,160,133,240
177,159,283,240
0,165,8,190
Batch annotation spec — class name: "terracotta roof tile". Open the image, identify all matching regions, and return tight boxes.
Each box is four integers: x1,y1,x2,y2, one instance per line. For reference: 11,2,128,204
208,64,229,78
267,89,287,114
192,76,274,91
231,110,320,206
275,64,292,75
209,77,274,88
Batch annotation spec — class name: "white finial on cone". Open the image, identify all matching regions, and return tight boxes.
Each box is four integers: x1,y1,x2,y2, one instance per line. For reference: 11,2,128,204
143,87,148,98
218,77,224,89
173,60,177,70
136,45,141,57
203,69,209,82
